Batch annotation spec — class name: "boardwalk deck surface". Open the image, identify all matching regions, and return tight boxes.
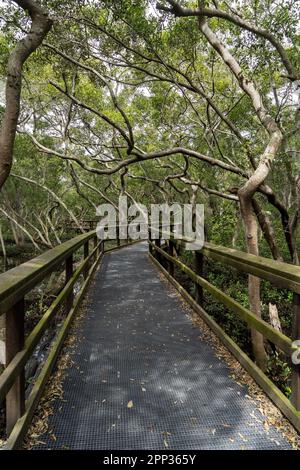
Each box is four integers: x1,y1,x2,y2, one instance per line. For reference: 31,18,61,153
33,243,292,450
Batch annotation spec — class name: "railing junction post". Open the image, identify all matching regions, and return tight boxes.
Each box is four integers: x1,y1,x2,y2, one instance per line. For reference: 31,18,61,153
292,293,300,411
116,226,120,247
167,240,174,277
194,251,204,306
65,254,74,313
83,241,89,280
5,298,25,435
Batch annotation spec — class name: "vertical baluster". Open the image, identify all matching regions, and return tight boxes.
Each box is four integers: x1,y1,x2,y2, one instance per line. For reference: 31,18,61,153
194,251,204,306
168,240,174,277
292,293,300,410
93,235,98,262
148,231,153,255
155,238,161,263
116,226,120,247
83,241,89,280
65,254,74,313
5,298,25,435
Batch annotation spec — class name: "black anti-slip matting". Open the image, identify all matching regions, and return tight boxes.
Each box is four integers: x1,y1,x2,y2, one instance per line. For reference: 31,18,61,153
33,243,292,450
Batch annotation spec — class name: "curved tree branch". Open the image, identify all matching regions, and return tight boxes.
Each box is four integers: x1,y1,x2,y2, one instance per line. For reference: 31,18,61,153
157,1,299,81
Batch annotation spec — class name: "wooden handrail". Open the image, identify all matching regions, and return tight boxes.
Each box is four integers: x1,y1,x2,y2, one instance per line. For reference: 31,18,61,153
0,231,97,314
148,231,300,432
0,242,101,404
0,230,137,449
157,229,300,293
0,230,104,443
203,242,300,293
149,241,292,354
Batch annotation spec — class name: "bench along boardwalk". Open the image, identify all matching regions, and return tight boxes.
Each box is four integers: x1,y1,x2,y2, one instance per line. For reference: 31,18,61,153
0,231,299,449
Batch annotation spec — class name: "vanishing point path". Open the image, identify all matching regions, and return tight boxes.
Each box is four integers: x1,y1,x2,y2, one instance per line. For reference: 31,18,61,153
32,243,292,450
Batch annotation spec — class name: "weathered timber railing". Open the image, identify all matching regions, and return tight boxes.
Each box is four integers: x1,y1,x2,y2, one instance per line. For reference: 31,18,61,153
0,230,105,449
64,219,98,232
148,230,300,433
65,220,124,248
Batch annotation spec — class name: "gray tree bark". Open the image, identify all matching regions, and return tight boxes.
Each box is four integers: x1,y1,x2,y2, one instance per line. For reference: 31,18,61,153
0,0,52,190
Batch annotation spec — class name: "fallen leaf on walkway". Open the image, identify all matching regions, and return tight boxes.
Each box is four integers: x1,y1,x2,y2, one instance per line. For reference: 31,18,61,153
35,440,47,446
127,400,134,408
263,421,270,432
238,433,248,442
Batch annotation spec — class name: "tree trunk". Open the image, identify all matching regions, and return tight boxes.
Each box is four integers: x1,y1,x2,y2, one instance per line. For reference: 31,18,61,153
0,0,52,190
239,196,268,371
252,198,283,261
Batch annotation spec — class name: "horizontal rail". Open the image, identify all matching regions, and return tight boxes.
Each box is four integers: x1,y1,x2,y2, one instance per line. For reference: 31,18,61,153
0,241,101,405
149,253,300,433
157,229,300,293
151,227,300,417
149,241,292,355
4,247,102,450
0,231,97,314
203,242,300,294
0,234,137,448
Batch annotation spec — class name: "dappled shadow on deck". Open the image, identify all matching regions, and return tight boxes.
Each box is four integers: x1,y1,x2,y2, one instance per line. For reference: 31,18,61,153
33,243,291,450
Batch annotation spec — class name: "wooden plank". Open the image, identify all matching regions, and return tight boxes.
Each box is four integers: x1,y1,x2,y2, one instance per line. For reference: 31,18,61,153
149,253,300,434
5,298,25,436
0,231,97,314
150,241,292,354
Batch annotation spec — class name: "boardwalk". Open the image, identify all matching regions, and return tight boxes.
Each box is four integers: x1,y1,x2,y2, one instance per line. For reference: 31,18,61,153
33,243,291,450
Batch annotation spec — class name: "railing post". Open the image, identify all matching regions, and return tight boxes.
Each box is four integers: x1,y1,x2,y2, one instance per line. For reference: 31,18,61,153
93,235,98,261
292,293,300,411
5,298,25,435
65,254,74,313
148,230,153,255
194,251,204,306
83,241,89,279
155,238,161,263
167,240,174,277
116,226,120,247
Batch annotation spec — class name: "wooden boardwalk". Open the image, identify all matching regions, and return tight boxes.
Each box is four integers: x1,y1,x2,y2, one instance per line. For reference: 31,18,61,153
31,243,292,450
